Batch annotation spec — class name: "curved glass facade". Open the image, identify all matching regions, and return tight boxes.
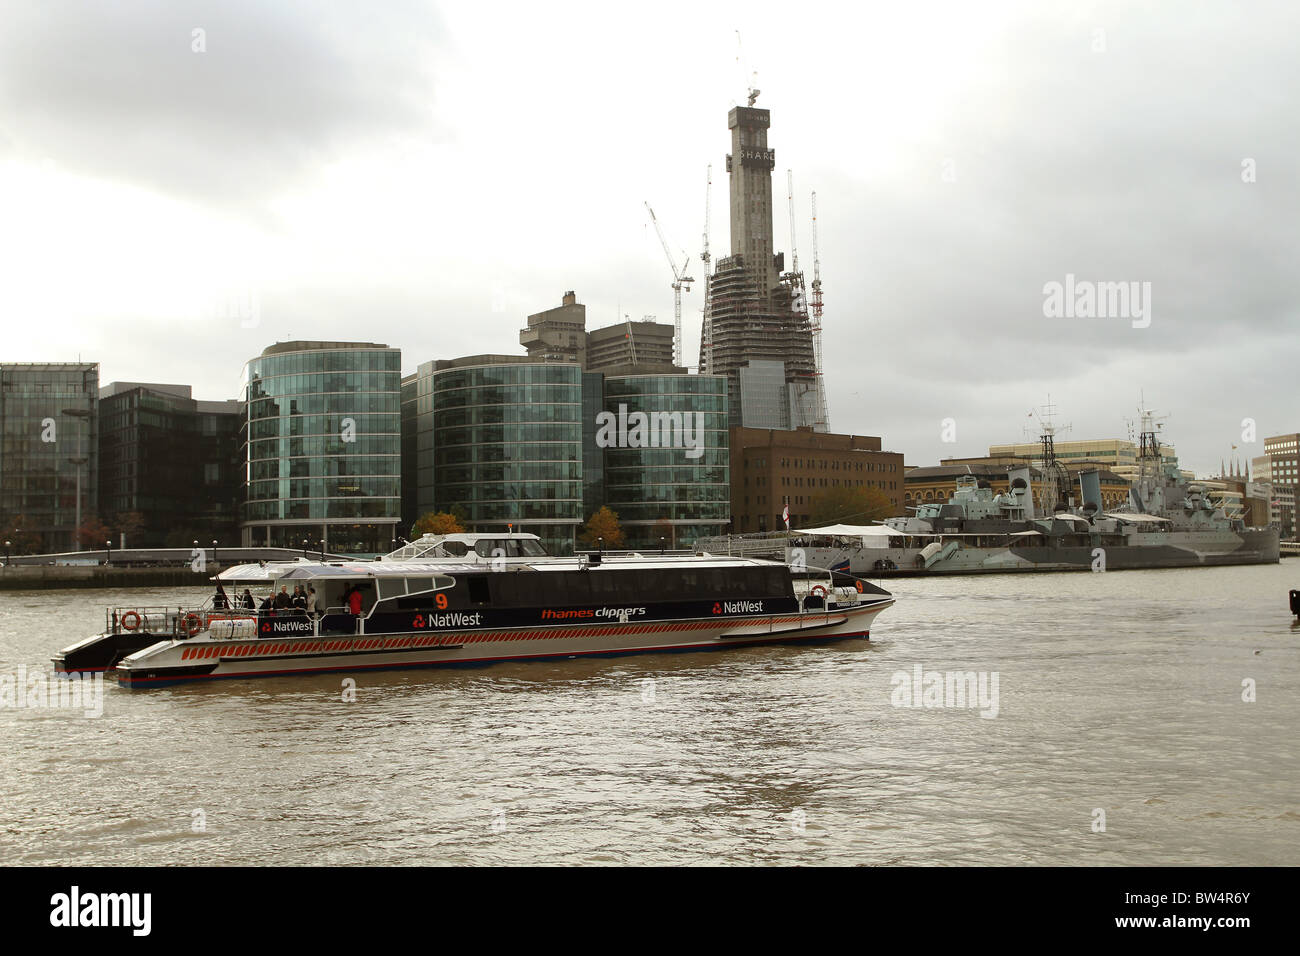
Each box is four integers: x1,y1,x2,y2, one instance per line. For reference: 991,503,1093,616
241,342,401,554
432,362,583,555
602,375,730,549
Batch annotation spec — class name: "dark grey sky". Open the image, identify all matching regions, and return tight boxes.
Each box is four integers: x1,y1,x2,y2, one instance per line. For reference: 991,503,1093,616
1,0,1295,476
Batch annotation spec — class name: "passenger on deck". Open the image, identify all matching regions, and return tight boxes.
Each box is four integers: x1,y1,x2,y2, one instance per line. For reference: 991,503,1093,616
307,586,321,618
274,585,292,610
347,585,363,617
259,593,274,616
241,588,255,609
291,585,307,614
212,584,230,610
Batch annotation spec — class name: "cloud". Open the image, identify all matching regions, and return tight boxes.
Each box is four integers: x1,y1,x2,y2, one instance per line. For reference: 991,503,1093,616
0,0,447,218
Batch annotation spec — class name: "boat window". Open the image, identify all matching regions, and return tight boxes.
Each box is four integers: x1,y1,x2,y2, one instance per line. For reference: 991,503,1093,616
439,541,469,556
560,572,592,605
404,576,435,595
466,575,491,605
588,570,618,597
474,539,502,557
767,566,792,598
521,539,548,557
377,577,405,600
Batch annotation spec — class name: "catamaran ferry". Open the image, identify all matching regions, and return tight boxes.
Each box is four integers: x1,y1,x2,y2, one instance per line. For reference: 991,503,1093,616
53,533,895,688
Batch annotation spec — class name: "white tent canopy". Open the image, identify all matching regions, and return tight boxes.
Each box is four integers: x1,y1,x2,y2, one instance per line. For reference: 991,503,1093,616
791,524,907,549
793,524,901,537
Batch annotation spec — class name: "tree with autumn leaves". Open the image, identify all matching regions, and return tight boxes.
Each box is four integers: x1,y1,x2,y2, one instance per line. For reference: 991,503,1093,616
579,506,624,550
411,510,465,537
807,486,894,527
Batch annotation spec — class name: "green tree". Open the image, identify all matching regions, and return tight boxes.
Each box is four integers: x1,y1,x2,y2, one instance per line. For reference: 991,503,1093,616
1,514,44,555
808,486,894,527
109,511,147,547
579,506,624,549
411,510,465,536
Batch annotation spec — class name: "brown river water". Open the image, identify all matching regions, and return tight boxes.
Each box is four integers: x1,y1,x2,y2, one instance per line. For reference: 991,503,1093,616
1,563,1298,865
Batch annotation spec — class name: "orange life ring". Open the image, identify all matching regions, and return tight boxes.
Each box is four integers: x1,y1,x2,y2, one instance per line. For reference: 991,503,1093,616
180,612,203,637
810,584,828,599
121,610,142,631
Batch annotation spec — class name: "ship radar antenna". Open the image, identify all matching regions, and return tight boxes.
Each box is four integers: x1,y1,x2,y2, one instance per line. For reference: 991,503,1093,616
1026,397,1072,514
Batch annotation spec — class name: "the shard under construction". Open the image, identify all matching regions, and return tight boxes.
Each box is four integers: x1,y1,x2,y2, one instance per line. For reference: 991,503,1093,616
700,100,826,432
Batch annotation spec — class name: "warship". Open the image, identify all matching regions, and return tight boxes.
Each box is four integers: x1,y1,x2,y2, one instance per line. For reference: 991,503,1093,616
708,411,1279,576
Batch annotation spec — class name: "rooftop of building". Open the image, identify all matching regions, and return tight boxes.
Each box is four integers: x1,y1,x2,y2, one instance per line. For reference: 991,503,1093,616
100,381,193,400
906,462,1126,483
587,319,674,339
0,362,98,372
431,354,579,372
731,426,889,453
594,362,691,377
260,340,394,357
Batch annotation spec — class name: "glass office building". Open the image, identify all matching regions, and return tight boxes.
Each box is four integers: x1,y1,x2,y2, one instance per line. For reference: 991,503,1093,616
601,374,729,549
99,382,241,547
241,341,401,554
0,363,99,553
425,357,583,555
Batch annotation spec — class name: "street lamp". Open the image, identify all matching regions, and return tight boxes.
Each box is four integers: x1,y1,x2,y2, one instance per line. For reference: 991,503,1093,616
105,539,112,565
4,540,9,565
212,539,218,567
660,536,666,555
61,407,91,551
318,539,325,561
302,538,308,559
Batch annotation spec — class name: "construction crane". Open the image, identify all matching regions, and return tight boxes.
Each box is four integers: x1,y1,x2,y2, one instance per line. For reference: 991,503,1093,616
624,316,638,365
809,191,828,430
645,202,693,367
700,165,713,374
786,170,800,277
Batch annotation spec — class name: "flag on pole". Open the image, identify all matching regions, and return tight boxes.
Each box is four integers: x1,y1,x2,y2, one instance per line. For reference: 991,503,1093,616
783,502,790,530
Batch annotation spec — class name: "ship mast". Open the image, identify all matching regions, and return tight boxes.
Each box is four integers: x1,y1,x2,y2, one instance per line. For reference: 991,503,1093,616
1029,399,1071,514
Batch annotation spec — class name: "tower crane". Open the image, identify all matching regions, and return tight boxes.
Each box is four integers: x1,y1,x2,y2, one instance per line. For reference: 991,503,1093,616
645,202,694,367
809,191,828,430
700,165,713,374
786,170,800,278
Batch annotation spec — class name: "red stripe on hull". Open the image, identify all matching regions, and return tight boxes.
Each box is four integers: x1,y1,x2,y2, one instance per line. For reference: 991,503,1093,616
117,630,872,685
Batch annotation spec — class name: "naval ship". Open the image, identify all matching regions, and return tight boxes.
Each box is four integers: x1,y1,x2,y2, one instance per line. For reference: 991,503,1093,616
712,413,1279,577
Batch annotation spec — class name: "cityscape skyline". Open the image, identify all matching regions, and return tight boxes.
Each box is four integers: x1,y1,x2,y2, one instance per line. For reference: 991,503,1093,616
1,1,1296,478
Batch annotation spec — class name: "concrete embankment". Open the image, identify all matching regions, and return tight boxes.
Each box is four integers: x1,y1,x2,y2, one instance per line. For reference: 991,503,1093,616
0,565,223,590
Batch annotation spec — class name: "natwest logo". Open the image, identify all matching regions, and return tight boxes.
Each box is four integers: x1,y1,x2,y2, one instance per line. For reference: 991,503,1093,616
717,600,763,614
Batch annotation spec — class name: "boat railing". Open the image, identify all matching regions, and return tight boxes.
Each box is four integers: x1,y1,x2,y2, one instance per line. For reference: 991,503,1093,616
103,605,318,639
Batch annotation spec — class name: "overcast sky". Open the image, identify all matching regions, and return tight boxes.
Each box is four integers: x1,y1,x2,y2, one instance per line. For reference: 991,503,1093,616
1,0,1295,477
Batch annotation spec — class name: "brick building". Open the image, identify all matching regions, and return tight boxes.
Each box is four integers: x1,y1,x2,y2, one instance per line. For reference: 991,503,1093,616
730,426,903,533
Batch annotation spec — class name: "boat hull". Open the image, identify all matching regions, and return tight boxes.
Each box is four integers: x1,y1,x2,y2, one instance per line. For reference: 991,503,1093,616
801,528,1280,577
114,601,893,688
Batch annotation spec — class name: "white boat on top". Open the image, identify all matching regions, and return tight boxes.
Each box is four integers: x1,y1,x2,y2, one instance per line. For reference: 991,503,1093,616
53,533,895,688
